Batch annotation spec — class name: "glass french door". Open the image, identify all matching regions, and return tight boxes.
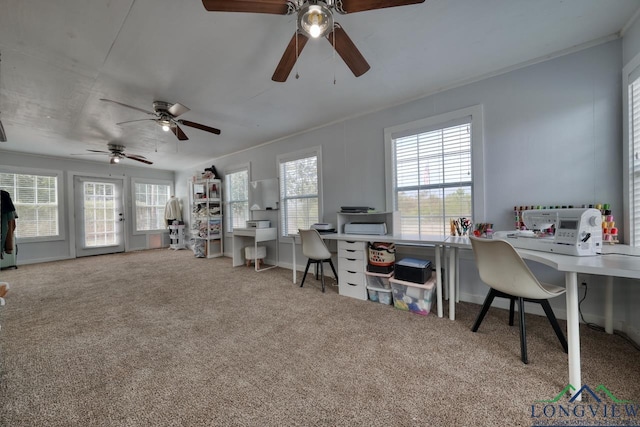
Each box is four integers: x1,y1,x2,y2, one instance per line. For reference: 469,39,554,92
74,176,125,257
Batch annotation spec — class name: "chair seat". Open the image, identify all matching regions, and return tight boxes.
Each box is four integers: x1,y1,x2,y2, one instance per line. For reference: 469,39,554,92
540,282,565,296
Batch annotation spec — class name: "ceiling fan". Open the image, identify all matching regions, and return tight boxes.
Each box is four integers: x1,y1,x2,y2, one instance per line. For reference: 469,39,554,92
72,143,153,165
201,0,425,82
99,98,221,141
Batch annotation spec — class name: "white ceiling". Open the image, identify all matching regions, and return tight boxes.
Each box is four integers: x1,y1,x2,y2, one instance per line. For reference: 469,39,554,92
0,0,639,171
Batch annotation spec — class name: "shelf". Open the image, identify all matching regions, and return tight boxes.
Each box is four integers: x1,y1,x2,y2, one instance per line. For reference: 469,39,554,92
189,178,224,258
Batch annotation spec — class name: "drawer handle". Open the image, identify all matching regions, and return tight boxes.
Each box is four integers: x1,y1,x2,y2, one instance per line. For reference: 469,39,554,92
346,241,356,243
347,282,358,287
346,258,356,261
347,270,356,274
346,249,356,253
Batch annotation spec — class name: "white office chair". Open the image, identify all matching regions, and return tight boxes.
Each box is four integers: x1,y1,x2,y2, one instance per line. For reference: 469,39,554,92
298,229,338,293
469,236,568,364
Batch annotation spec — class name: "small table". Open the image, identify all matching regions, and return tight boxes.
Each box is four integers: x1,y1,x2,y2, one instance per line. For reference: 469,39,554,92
232,227,278,272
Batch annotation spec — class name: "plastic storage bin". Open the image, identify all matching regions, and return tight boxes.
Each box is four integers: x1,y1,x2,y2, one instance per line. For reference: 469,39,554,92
394,258,433,284
389,273,436,316
366,282,393,305
365,270,393,289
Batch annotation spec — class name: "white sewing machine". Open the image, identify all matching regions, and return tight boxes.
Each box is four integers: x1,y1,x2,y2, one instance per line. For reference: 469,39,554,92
493,208,603,256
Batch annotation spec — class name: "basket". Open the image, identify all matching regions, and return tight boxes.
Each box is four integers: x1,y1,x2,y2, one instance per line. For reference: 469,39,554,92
368,242,396,266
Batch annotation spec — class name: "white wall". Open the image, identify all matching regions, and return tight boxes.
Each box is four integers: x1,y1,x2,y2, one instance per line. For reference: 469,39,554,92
1,151,175,264
178,39,640,340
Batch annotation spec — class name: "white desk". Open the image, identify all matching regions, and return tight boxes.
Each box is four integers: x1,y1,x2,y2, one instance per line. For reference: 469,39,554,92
445,236,640,401
232,227,278,272
291,233,448,318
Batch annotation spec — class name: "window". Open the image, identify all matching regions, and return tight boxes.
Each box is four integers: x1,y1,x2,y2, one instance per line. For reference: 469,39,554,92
278,148,322,237
385,105,484,237
624,57,640,246
0,171,61,239
225,165,249,233
133,181,172,232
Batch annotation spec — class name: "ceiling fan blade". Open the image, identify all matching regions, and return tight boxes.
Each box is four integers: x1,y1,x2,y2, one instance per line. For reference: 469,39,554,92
327,24,370,77
178,120,221,135
99,98,156,116
202,0,291,14
170,124,189,141
116,118,156,126
335,0,425,14
272,32,309,82
124,154,153,165
168,102,190,117
86,149,111,154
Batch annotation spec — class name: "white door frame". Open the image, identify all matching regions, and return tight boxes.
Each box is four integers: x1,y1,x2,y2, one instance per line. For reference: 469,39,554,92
68,172,129,258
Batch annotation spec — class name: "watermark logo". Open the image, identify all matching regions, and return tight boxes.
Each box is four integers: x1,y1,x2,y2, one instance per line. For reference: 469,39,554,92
531,384,639,426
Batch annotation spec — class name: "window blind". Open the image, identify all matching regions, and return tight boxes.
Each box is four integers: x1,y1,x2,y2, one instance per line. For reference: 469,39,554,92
135,183,171,231
393,121,472,236
225,168,249,232
0,172,59,238
279,154,319,236
630,78,640,244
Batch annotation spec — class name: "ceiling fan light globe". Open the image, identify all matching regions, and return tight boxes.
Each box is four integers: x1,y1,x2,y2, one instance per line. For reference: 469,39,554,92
309,24,321,38
162,124,170,132
298,4,333,39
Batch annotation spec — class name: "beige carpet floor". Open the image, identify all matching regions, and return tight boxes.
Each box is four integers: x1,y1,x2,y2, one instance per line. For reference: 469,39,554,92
0,249,638,426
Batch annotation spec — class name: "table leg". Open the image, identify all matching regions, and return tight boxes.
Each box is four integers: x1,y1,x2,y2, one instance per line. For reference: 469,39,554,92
605,276,614,334
292,238,297,284
435,245,443,318
449,247,457,320
565,271,582,401
254,240,259,272
455,247,460,303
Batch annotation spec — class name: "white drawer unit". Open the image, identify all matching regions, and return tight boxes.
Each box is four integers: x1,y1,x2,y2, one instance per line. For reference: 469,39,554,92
337,240,367,300
338,248,366,259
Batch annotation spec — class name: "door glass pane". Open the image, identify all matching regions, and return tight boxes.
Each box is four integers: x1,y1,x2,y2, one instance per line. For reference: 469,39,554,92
84,182,118,247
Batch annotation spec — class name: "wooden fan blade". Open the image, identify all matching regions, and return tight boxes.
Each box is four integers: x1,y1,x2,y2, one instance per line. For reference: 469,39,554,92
99,98,156,116
327,25,370,77
86,149,111,154
202,0,291,14
124,154,153,165
178,120,221,135
168,102,190,117
170,124,189,141
272,32,308,82
335,0,425,14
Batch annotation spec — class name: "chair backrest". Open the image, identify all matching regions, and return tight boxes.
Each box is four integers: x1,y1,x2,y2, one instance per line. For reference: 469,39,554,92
298,229,331,260
469,236,564,300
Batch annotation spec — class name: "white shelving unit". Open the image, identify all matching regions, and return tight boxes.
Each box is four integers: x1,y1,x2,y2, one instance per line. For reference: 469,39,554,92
189,178,223,258
168,223,186,250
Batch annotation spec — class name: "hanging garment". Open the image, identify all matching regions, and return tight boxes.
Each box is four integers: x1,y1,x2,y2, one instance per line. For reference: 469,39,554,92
1,190,18,256
164,196,183,227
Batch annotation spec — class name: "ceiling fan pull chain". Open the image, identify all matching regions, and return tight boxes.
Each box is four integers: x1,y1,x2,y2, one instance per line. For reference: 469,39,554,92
332,25,336,85
295,26,300,79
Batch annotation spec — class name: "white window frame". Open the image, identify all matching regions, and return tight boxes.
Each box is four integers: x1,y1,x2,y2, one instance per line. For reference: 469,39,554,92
224,163,250,234
384,105,485,235
0,166,65,242
623,53,640,246
277,146,323,239
131,178,174,234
